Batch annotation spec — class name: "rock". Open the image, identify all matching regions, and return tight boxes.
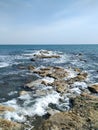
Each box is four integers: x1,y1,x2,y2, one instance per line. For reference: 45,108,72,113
76,72,88,80
68,72,88,84
35,90,46,96
33,50,60,59
74,68,81,73
34,66,69,79
33,94,98,130
47,108,60,116
33,67,52,77
19,91,29,96
49,69,68,79
0,119,24,130
0,105,15,113
28,65,35,70
18,65,26,69
88,84,98,93
25,79,42,89
53,80,68,93
30,58,36,61
41,77,54,86
78,53,82,56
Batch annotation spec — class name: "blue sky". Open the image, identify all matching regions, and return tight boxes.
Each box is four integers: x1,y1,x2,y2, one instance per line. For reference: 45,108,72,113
0,0,98,44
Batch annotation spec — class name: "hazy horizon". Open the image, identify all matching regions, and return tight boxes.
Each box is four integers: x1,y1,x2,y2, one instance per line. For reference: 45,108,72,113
0,0,98,44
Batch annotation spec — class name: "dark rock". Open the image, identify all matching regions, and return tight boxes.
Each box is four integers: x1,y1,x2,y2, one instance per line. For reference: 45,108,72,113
88,84,98,93
30,58,36,61
28,65,35,70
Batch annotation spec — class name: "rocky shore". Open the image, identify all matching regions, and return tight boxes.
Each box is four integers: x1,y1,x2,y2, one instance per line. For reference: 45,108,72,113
0,50,98,130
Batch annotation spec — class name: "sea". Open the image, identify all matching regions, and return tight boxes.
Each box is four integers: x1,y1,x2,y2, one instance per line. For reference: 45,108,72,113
0,44,98,125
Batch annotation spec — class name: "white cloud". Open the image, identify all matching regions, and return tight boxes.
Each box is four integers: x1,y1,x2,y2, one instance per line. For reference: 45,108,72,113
0,0,98,44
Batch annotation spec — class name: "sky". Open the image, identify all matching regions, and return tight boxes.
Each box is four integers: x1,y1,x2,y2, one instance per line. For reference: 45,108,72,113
0,0,98,44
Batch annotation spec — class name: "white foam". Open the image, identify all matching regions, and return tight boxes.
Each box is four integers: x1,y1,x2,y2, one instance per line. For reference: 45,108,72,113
32,50,59,58
70,88,81,95
65,69,78,79
32,92,60,116
3,111,26,122
54,54,69,64
0,62,9,68
72,82,87,90
1,92,60,122
8,91,18,96
42,77,54,84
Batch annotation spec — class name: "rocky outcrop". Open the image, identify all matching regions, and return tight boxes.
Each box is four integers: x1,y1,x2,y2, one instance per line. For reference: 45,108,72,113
32,50,60,59
33,94,98,130
34,66,69,79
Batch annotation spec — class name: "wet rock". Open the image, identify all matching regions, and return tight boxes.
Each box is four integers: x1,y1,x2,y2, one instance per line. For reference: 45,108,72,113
30,58,36,61
33,50,60,59
35,90,47,96
68,72,88,84
49,68,68,80
53,80,68,93
76,72,88,80
0,105,15,113
33,67,53,77
25,79,42,89
88,84,98,93
18,65,26,69
33,94,98,130
74,68,81,73
19,91,29,96
34,66,69,79
28,65,35,70
41,77,54,86
47,108,60,116
78,53,82,56
0,119,24,130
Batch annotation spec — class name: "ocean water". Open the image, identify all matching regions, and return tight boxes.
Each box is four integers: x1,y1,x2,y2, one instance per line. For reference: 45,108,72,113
0,44,98,125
